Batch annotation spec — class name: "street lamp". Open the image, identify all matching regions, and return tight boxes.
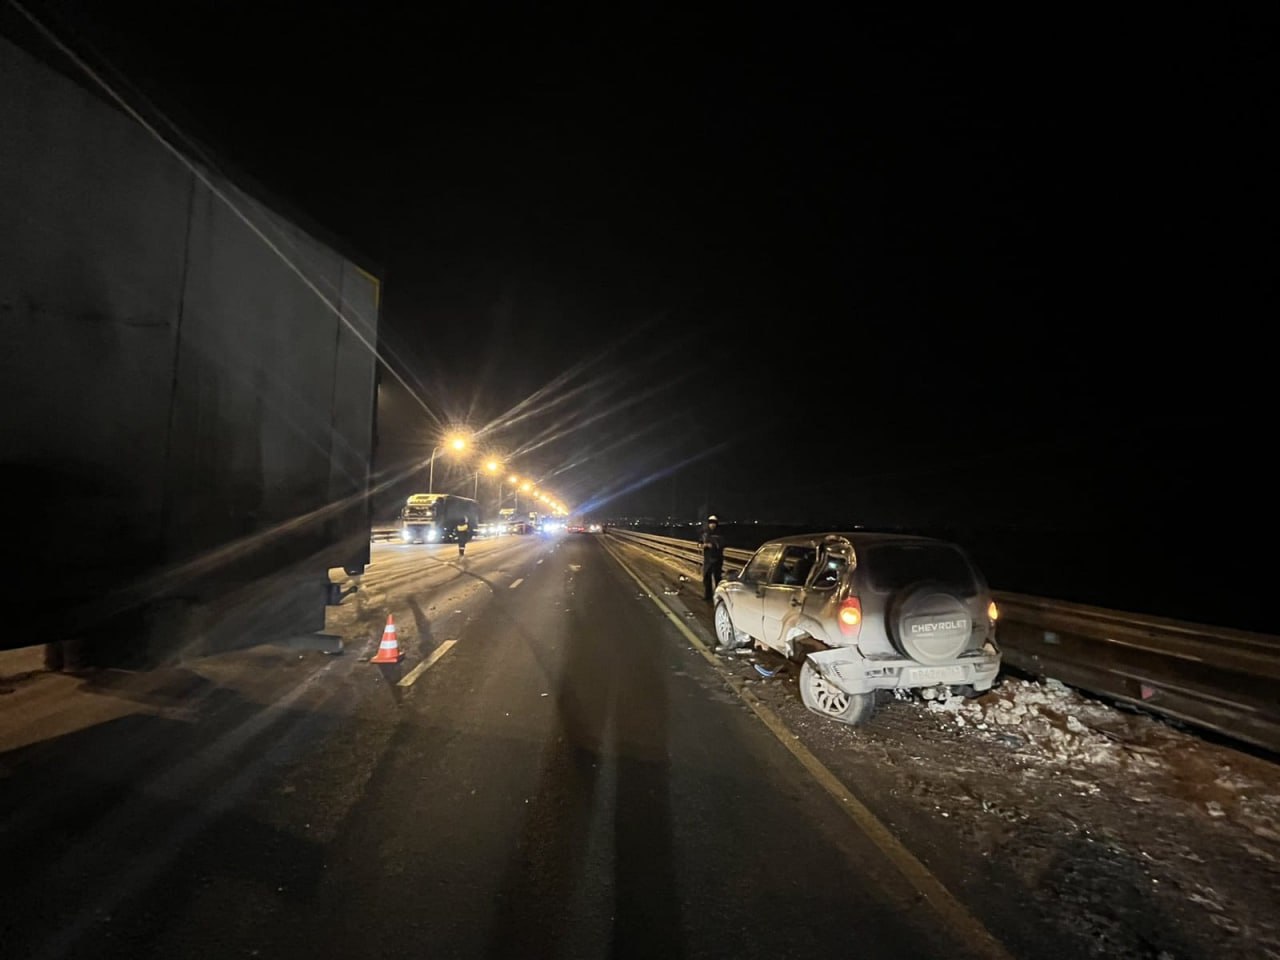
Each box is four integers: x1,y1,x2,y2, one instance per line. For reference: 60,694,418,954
473,459,501,500
428,433,468,493
478,459,501,510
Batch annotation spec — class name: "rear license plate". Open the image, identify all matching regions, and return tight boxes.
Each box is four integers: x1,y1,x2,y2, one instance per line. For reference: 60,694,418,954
905,665,966,684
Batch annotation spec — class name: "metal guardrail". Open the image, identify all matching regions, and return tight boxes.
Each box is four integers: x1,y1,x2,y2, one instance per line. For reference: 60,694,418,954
604,527,751,572
605,527,1280,756
991,592,1280,756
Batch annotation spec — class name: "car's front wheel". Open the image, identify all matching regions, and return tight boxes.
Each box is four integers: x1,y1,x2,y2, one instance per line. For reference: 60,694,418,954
799,659,875,725
713,600,751,650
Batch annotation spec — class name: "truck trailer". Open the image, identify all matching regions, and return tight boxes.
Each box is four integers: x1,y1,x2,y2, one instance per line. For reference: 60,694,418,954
0,29,380,667
400,494,480,544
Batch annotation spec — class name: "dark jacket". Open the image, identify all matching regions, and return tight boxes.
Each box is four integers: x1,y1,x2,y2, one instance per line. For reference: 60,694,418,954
700,527,724,569
455,519,474,543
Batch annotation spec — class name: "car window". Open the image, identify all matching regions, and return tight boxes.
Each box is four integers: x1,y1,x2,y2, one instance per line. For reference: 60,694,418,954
771,546,817,585
740,544,783,583
811,554,847,590
865,543,980,594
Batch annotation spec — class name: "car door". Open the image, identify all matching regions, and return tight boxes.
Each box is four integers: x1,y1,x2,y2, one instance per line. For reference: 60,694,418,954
800,541,853,643
727,543,783,642
760,545,818,650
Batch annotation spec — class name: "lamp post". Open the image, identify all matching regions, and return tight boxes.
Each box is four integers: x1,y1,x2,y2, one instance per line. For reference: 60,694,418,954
480,460,501,513
428,448,441,493
428,434,468,493
504,474,518,516
468,458,504,512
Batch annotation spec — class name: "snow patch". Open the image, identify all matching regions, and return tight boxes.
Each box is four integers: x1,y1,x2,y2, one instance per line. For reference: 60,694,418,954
919,678,1134,769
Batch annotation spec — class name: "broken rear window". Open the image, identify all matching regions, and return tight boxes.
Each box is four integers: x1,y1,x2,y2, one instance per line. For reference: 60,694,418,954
864,543,980,594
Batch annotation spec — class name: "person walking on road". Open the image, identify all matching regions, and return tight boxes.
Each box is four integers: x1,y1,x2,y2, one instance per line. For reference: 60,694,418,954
700,514,724,602
455,516,473,558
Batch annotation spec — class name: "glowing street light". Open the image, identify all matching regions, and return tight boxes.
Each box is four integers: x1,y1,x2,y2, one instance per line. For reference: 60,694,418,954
515,480,535,516
428,432,469,493
480,460,503,510
475,457,504,500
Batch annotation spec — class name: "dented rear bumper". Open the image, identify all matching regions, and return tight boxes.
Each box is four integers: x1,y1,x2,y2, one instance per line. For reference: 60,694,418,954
807,646,1001,696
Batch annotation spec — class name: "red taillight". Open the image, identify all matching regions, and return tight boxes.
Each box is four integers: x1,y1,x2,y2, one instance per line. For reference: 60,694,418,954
838,596,862,637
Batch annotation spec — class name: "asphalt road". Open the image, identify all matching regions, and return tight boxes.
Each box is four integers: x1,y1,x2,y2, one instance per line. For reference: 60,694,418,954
0,533,997,960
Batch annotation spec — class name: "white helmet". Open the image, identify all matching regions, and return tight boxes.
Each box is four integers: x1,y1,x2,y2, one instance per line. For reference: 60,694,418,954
707,515,718,522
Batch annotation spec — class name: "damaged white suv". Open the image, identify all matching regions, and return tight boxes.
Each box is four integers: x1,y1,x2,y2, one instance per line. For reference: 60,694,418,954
712,532,1001,725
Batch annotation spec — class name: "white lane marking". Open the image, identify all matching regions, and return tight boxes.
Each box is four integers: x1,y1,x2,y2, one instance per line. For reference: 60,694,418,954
509,578,524,589
397,639,458,687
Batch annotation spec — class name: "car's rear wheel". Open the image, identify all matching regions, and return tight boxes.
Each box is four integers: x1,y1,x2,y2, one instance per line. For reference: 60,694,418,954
714,600,750,650
799,659,875,725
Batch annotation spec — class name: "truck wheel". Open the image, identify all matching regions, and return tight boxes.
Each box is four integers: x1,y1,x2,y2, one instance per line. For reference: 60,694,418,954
799,659,875,725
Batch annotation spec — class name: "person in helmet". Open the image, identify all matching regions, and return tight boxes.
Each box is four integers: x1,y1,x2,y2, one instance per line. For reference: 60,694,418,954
700,515,725,602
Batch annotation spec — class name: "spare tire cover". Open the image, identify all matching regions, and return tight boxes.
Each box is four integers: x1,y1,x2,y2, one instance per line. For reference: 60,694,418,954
887,583,972,664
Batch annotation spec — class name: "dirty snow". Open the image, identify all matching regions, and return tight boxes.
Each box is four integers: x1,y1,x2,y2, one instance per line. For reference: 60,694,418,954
774,670,1280,958
923,677,1134,768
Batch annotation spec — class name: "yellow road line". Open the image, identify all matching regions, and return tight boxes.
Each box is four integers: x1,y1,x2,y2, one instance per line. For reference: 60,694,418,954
602,539,1014,960
397,639,458,688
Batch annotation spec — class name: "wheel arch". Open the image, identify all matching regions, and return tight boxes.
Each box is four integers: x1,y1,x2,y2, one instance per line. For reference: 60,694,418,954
783,614,835,659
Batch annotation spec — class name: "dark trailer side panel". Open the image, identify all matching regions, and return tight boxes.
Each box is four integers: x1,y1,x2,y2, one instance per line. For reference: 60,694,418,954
0,32,380,665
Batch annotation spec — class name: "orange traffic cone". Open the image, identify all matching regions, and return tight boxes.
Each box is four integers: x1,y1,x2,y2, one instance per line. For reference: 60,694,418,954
370,614,403,663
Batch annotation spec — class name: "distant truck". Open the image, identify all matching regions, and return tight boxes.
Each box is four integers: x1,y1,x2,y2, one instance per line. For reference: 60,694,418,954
0,30,379,667
400,494,479,544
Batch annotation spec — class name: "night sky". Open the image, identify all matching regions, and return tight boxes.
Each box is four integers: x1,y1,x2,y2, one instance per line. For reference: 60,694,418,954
10,3,1277,536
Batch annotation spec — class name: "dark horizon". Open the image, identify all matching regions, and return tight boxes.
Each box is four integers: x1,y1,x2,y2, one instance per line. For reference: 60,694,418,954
5,3,1274,539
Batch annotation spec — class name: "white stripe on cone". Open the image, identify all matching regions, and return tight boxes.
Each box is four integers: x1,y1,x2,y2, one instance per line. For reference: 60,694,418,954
372,616,401,659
